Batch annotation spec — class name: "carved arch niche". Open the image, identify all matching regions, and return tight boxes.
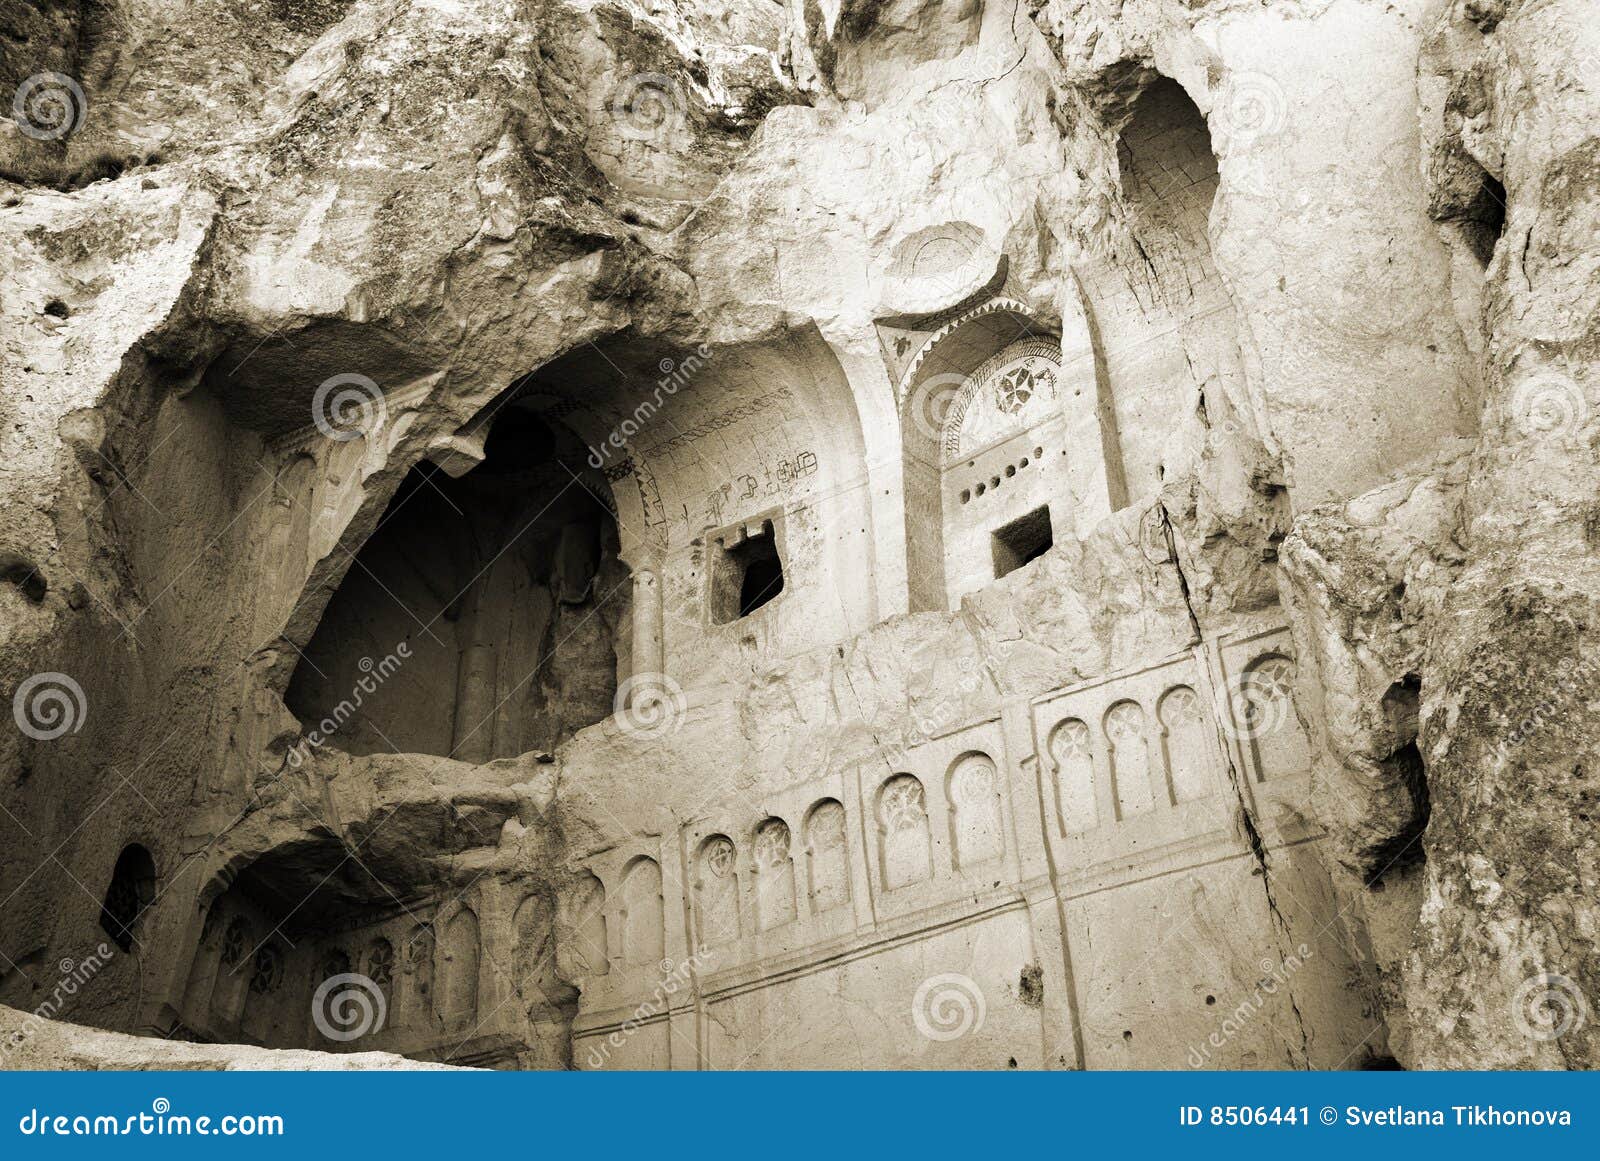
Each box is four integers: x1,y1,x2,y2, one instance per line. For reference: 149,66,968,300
1104,700,1156,820
694,836,741,948
557,872,609,981
1076,76,1246,502
439,907,481,1023
876,774,932,890
1157,685,1213,803
752,818,797,931
619,857,665,967
803,799,851,914
897,301,1080,611
1240,653,1313,781
513,894,572,1016
1048,718,1098,834
946,752,1004,869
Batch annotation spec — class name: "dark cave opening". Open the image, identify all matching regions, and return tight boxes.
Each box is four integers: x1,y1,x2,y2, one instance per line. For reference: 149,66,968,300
99,844,156,953
991,504,1054,579
284,404,629,763
1365,676,1431,888
1465,173,1508,267
706,518,785,622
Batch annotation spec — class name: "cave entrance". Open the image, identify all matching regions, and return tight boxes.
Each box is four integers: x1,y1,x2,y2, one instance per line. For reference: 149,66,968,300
1076,76,1239,505
285,404,629,763
99,844,156,953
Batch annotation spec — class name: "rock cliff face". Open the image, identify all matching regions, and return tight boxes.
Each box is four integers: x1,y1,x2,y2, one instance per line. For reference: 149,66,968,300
0,0,1593,1070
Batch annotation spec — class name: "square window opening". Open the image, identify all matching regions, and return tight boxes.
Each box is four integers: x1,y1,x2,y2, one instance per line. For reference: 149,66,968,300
991,506,1053,579
710,520,785,624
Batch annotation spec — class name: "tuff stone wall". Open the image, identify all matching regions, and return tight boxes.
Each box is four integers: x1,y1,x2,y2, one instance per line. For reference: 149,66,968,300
0,0,1594,1071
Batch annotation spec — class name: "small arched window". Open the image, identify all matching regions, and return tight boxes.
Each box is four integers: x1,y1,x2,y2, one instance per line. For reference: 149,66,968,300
367,937,395,997
694,837,740,947
753,819,796,930
249,943,285,995
99,844,156,952
947,752,1004,868
1239,654,1312,781
319,947,351,981
803,799,851,913
877,774,932,889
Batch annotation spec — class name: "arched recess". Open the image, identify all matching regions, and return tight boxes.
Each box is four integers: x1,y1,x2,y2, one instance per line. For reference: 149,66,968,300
440,908,481,1022
1076,76,1245,502
898,302,1079,611
284,403,629,763
99,844,156,952
946,752,1003,869
176,838,422,1049
752,818,796,931
512,894,573,1017
1048,718,1098,835
803,799,850,913
509,326,874,687
694,836,740,948
876,773,932,890
1240,653,1313,781
557,873,608,980
619,857,665,967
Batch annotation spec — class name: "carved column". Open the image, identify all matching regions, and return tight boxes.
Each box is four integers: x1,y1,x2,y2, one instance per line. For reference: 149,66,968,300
631,566,664,681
